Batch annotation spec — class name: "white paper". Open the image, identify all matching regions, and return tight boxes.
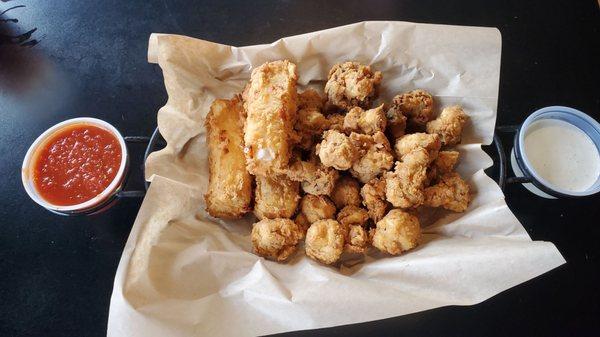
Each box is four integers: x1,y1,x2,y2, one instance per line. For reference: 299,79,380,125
108,21,565,337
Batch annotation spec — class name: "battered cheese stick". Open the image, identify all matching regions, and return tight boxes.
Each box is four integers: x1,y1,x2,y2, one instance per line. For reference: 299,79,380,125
254,175,300,220
204,97,253,219
242,60,298,175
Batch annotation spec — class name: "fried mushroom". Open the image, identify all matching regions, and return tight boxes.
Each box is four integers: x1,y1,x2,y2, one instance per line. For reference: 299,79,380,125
343,104,387,135
423,172,471,212
337,205,370,227
391,89,434,130
385,104,408,139
384,148,429,208
361,177,388,222
371,209,421,255
426,105,469,146
324,61,383,110
251,218,303,261
394,133,441,162
317,130,360,170
300,194,337,224
305,219,346,264
345,225,369,254
330,176,362,209
349,132,394,183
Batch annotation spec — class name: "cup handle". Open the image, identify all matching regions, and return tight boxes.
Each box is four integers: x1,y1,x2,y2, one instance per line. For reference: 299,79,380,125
492,125,532,190
506,176,532,184
117,136,152,199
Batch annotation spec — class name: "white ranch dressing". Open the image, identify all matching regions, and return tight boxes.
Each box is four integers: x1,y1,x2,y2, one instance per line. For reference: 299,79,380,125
523,119,600,192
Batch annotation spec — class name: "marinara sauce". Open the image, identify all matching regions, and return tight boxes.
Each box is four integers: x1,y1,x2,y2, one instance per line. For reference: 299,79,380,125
32,124,122,206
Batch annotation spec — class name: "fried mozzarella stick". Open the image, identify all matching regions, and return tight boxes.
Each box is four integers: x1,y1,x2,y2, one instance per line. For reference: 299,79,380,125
243,60,298,175
254,175,300,220
204,97,253,219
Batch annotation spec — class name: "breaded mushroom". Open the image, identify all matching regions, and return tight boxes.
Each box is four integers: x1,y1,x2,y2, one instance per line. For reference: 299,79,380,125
296,108,329,133
371,209,421,255
385,148,429,208
305,219,346,264
385,104,408,139
361,177,388,222
294,107,329,150
345,225,369,254
394,133,441,162
330,176,362,209
251,218,303,261
424,172,471,212
283,158,339,196
434,150,460,174
317,130,360,170
326,113,345,131
343,104,387,135
349,132,394,183
337,205,370,227
300,194,337,224
324,61,383,110
294,90,329,150
391,89,434,130
425,150,460,185
426,105,469,146
294,213,310,238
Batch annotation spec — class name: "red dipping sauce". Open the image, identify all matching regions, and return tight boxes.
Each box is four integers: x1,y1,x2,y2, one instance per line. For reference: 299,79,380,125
32,124,122,206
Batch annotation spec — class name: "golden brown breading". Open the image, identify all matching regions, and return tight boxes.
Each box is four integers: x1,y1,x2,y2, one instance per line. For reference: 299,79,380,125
425,150,460,186
385,105,408,139
254,175,300,220
394,133,441,162
391,89,434,130
343,107,361,133
296,108,329,133
424,172,471,212
426,105,469,146
434,150,460,174
294,212,310,238
360,177,388,222
298,89,325,110
300,194,337,224
282,158,339,196
302,169,339,196
371,209,421,255
424,166,438,187
326,113,345,131
305,219,345,264
343,104,387,135
295,132,315,151
204,97,253,219
349,132,394,183
294,107,329,150
251,218,303,261
330,176,361,209
337,205,370,227
385,148,429,208
294,90,329,151
317,130,360,170
324,61,383,110
243,60,298,175
344,225,369,254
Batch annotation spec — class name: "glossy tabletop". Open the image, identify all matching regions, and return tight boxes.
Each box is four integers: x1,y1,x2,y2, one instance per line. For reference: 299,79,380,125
1,1,599,336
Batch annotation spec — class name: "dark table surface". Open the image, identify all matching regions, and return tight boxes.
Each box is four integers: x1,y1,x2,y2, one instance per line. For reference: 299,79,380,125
1,1,599,336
